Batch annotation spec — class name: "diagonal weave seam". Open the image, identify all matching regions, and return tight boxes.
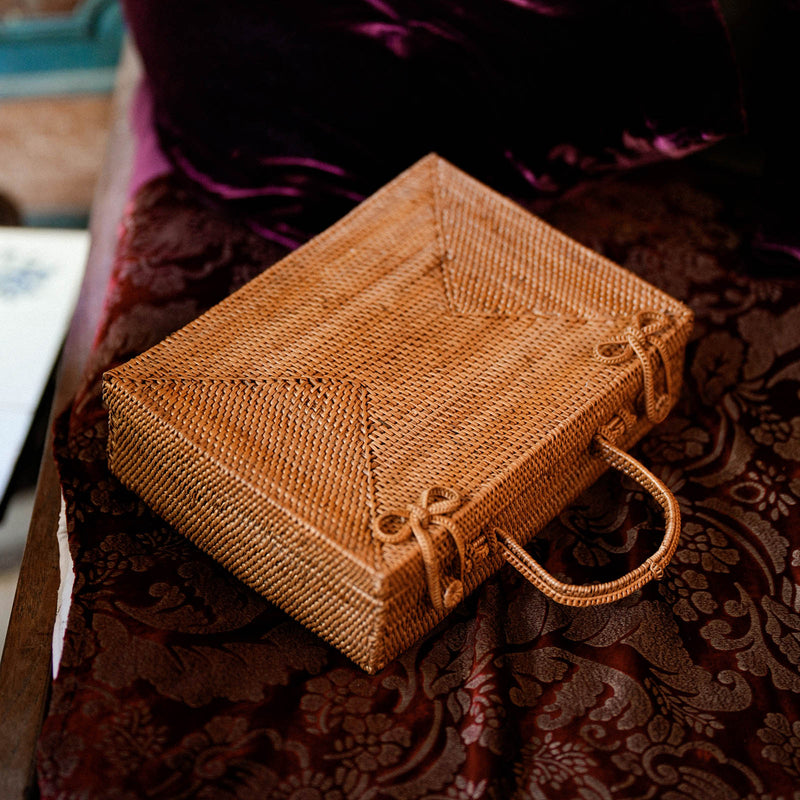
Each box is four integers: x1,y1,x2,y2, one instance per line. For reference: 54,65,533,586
429,155,681,322
379,373,659,609
106,375,386,573
105,376,406,669
105,378,393,671
365,309,686,578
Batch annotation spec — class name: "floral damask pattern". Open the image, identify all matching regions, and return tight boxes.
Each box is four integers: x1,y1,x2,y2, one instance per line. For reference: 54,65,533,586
37,163,800,798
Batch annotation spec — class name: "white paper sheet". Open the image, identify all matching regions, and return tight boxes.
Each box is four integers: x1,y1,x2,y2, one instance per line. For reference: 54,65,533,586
0,227,89,501
53,495,74,679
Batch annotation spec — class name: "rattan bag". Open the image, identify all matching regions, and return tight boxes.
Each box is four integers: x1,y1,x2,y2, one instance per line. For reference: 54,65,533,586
104,155,693,673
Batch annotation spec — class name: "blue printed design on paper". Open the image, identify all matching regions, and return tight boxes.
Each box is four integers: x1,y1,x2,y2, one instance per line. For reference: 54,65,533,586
0,248,51,298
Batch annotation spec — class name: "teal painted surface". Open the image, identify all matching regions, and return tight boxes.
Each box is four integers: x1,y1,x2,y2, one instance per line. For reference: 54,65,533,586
0,65,116,97
0,0,124,97
24,211,90,229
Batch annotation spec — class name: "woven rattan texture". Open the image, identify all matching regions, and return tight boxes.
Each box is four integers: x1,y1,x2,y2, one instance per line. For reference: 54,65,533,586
104,154,693,672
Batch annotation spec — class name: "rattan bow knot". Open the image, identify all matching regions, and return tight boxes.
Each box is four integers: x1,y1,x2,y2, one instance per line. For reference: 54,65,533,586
374,486,466,612
594,311,674,424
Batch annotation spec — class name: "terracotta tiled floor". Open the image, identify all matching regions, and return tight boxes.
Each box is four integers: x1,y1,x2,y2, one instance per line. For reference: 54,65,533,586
0,93,112,223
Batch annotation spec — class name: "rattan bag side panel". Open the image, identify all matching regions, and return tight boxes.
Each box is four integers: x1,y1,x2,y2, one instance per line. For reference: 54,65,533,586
105,378,386,671
371,415,663,669
371,328,690,666
374,318,689,602
111,376,379,562
373,409,646,619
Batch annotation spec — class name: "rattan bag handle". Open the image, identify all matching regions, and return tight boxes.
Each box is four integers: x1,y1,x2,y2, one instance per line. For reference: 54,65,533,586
495,436,680,606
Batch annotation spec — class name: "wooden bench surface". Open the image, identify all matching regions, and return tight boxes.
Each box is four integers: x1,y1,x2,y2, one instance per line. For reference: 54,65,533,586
0,44,139,800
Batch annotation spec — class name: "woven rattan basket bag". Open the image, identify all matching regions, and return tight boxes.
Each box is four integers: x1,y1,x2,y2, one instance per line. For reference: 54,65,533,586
104,154,693,673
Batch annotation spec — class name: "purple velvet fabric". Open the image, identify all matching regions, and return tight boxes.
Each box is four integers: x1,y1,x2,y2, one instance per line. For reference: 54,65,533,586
121,0,744,248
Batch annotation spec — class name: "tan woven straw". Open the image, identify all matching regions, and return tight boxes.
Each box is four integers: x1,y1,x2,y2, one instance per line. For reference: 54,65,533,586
104,154,693,672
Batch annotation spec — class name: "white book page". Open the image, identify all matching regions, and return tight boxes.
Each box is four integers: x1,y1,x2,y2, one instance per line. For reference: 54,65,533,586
0,227,90,500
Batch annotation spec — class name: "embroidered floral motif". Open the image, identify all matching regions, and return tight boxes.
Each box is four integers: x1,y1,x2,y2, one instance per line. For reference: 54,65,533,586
757,713,800,779
659,568,717,621
676,522,739,572
730,460,800,521
516,734,610,799
329,714,411,772
273,770,344,800
301,669,376,734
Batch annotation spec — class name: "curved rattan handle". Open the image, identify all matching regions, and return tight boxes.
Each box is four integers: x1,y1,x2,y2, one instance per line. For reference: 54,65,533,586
495,436,681,606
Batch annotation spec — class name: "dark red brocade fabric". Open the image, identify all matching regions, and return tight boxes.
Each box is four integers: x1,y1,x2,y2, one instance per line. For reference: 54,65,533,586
37,160,800,799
